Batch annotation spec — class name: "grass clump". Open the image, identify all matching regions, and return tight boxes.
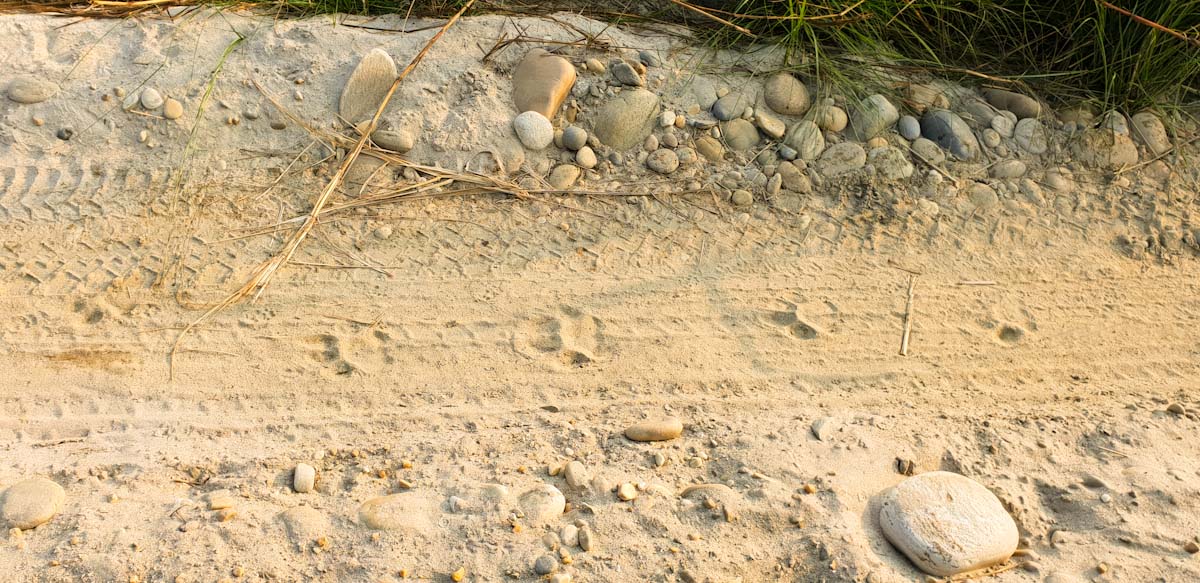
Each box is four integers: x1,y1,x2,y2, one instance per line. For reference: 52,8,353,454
692,0,1200,110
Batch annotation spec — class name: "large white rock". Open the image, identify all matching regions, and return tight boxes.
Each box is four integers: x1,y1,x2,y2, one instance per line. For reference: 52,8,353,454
1,477,66,530
338,48,398,125
879,471,1018,577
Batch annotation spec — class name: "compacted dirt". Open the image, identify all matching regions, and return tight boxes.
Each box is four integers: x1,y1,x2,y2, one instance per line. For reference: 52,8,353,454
1,8,1199,583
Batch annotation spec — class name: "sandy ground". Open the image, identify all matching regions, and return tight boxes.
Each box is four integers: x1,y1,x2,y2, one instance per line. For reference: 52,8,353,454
2,8,1200,583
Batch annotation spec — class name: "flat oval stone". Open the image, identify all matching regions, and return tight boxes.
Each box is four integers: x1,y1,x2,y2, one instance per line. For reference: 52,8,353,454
162,98,184,120
722,118,759,151
784,120,825,161
624,417,683,441
879,471,1018,577
339,48,398,125
357,492,435,531
513,48,576,119
6,76,58,104
1,477,66,530
849,94,899,141
817,142,867,177
920,109,980,160
372,129,415,153
983,88,1041,119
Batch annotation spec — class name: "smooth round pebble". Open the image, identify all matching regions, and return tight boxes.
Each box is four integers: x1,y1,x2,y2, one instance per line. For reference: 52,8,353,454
534,555,558,575
898,115,921,140
562,126,587,151
731,189,753,206
140,87,164,110
163,98,183,120
519,484,566,526
624,417,684,441
513,111,554,150
6,76,58,104
645,148,679,174
575,146,597,169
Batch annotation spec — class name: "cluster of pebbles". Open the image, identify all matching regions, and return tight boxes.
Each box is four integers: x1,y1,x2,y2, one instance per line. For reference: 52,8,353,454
3,414,1028,580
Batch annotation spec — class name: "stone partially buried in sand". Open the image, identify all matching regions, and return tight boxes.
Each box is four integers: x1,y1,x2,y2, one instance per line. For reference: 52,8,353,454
512,48,576,119
513,111,554,150
6,76,58,104
624,417,683,441
339,48,398,125
518,484,566,526
763,72,810,116
358,492,436,531
879,471,1018,577
592,88,659,151
1,477,66,530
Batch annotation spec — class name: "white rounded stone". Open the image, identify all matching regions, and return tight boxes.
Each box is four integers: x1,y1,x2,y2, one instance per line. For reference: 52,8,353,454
513,111,554,150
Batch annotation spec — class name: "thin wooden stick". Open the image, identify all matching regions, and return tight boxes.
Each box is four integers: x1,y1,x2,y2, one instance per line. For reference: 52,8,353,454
169,0,476,378
899,275,916,356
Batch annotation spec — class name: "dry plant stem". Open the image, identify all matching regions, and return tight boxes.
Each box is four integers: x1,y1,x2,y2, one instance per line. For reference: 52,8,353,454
899,275,916,356
664,0,757,38
1100,1,1200,48
169,0,477,378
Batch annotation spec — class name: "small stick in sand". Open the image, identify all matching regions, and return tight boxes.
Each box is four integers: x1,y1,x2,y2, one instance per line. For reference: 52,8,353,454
899,274,916,356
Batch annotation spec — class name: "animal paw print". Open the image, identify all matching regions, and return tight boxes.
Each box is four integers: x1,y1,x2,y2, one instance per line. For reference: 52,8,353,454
766,303,822,340
515,307,604,366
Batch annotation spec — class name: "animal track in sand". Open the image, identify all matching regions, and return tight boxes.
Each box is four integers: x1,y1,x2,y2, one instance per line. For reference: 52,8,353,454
515,307,604,366
767,308,822,340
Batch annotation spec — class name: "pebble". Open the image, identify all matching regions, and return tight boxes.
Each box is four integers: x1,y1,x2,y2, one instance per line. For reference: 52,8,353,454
776,161,810,193
983,88,1041,119
585,58,605,73
6,76,59,104
512,48,576,121
662,133,678,148
371,129,414,153
270,120,287,130
163,98,183,120
592,88,659,150
1013,118,1048,154
646,148,679,174
694,136,724,161
911,137,945,165
578,526,594,551
339,48,398,124
0,477,66,530
990,160,1027,179
610,60,644,87
968,183,999,209
991,113,1016,138
868,147,914,180
659,110,675,128
755,110,786,139
920,109,980,160
519,484,566,526
561,125,587,151
879,471,1018,576
1167,403,1186,415
1185,541,1199,554
374,225,394,240
722,118,759,151
849,94,899,141
534,554,558,575
811,417,838,441
513,111,554,150
784,120,825,161
817,142,867,177
731,189,753,206
1100,111,1129,135
549,164,581,189
898,115,921,140
981,128,1001,148
777,144,798,160
644,134,659,152
560,524,579,547
812,104,848,132
1131,111,1170,155
624,417,683,441
56,128,74,141
763,72,810,116
905,83,949,113
140,87,164,110
866,136,888,150
575,146,597,169
712,91,752,122
617,483,638,501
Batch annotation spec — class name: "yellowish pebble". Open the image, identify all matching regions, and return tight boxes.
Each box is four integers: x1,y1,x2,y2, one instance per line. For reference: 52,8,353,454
451,567,466,582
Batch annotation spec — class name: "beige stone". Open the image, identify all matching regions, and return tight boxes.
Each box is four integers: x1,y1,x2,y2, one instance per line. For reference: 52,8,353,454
512,49,576,120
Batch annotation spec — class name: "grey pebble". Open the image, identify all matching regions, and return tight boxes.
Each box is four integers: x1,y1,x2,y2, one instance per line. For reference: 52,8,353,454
534,554,558,575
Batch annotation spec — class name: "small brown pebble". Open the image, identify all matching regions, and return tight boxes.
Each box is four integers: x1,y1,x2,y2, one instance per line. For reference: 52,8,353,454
32,117,44,126
398,568,409,578
316,536,329,548
401,460,413,469
451,567,466,582
1167,403,1186,415
397,478,413,489
215,508,237,522
1097,562,1109,574
803,484,817,494
1185,541,1200,554
231,566,244,577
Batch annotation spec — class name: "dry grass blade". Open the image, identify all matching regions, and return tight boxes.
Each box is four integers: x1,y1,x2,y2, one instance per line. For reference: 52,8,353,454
664,0,757,38
1100,1,1200,48
169,0,477,378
